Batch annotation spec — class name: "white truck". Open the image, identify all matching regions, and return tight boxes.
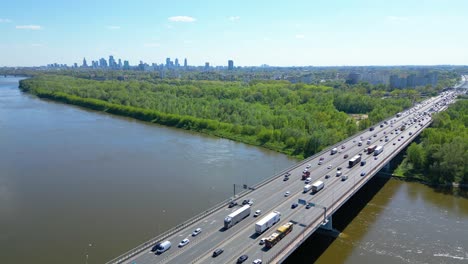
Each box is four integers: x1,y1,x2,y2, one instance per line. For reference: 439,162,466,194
331,148,338,155
311,180,324,193
255,211,281,234
374,145,384,156
224,205,251,229
303,184,312,193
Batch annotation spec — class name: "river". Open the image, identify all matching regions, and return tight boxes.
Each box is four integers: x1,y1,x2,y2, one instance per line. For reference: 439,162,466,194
1,76,467,264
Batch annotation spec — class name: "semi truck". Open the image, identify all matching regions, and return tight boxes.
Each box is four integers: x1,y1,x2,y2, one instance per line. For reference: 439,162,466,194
311,180,324,193
224,205,251,229
348,155,361,168
255,211,281,234
303,184,312,193
374,145,384,156
265,222,293,248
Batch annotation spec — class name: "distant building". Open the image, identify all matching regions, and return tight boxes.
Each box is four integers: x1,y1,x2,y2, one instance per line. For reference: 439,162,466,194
109,55,117,68
228,60,234,70
123,60,130,70
99,58,108,68
204,62,210,71
82,57,88,68
184,58,187,67
166,58,172,68
175,58,179,67
118,59,122,68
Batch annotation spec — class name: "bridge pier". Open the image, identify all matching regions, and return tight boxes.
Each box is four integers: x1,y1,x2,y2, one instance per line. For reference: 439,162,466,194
317,215,340,238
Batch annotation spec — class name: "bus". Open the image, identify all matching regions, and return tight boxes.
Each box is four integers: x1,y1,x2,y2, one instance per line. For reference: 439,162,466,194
265,222,293,248
348,155,361,168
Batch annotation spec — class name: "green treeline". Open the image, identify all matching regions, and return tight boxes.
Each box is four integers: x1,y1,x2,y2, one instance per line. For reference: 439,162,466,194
20,75,412,158
398,99,468,184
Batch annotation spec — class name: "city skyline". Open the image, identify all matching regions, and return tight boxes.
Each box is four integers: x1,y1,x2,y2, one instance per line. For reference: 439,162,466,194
1,0,468,67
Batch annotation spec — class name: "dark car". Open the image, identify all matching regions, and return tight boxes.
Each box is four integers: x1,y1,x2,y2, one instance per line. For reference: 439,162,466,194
212,248,224,257
242,199,249,205
283,177,289,181
369,127,375,131
228,201,237,208
344,154,349,159
361,171,367,176
361,160,366,166
237,254,248,263
325,174,331,179
306,203,312,209
337,166,342,171
291,203,298,209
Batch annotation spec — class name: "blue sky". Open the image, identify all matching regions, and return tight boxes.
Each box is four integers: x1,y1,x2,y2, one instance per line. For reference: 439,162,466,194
1,0,468,66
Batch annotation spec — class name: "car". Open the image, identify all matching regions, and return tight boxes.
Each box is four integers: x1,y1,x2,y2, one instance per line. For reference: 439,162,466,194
361,171,366,176
306,203,312,209
344,154,349,159
319,157,324,161
228,201,238,208
318,160,323,165
192,228,202,236
398,138,401,141
305,178,311,184
380,139,383,142
337,166,342,171
374,156,378,160
242,199,249,205
284,172,291,177
248,199,254,206
259,238,266,245
409,132,413,135
212,248,224,257
178,238,189,248
237,254,248,263
291,203,298,209
341,145,346,149
303,169,309,173
385,138,389,142
393,142,396,145
306,164,311,169
327,164,332,169
254,210,262,217
325,174,331,179
284,191,290,197
283,176,289,181
373,134,377,137
253,259,262,264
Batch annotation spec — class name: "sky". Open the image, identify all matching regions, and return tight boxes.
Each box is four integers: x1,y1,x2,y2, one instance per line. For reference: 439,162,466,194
1,0,468,67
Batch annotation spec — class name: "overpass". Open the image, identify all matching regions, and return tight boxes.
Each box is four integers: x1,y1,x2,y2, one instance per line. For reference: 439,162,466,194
107,89,461,264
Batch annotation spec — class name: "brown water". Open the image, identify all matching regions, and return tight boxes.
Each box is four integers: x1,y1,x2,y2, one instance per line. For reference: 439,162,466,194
0,76,297,263
1,76,467,264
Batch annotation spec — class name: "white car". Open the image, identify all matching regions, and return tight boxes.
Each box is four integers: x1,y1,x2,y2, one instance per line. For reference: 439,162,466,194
178,238,190,247
306,164,311,169
284,191,290,197
259,238,266,245
253,259,262,264
327,164,332,169
192,228,202,236
254,210,262,217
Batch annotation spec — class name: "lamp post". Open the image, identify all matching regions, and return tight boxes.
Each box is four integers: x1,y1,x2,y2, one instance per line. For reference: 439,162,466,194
85,243,92,264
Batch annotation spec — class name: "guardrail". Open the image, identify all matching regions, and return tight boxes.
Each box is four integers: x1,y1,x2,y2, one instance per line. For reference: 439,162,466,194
107,100,434,264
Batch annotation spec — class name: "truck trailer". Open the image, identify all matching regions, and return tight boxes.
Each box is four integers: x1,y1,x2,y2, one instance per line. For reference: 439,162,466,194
255,211,281,234
303,184,312,193
311,180,324,193
348,155,361,168
374,145,384,156
224,205,251,229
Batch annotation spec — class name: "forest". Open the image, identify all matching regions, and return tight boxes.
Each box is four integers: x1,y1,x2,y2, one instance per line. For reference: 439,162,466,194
396,99,468,184
20,75,415,158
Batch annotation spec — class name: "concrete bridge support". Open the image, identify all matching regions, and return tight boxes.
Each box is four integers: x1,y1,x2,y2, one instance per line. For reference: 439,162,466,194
317,215,340,238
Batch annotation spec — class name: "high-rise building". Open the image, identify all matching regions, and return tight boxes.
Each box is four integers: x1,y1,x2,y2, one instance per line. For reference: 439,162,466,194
184,58,187,67
99,58,108,68
109,55,116,68
175,58,179,67
118,59,122,68
123,60,130,70
204,62,210,70
228,60,234,70
82,57,88,68
166,58,171,68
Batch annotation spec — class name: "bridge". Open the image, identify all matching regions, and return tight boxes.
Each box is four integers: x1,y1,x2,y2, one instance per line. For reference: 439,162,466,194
107,86,464,264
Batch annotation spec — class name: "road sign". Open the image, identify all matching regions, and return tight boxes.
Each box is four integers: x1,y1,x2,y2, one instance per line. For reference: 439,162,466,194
298,199,307,205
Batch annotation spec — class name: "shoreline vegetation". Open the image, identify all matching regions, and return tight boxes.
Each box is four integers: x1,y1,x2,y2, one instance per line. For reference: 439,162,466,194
18,74,465,187
19,75,415,159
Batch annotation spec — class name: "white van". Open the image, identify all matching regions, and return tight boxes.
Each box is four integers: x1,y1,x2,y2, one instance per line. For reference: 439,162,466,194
156,240,171,254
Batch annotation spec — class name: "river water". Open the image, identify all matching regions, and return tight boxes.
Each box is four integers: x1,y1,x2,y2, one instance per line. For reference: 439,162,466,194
1,76,467,264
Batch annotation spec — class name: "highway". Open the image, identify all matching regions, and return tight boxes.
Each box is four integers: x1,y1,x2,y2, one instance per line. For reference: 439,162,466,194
109,90,460,264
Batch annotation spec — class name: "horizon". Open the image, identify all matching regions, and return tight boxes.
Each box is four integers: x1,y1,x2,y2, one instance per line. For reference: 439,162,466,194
1,0,468,67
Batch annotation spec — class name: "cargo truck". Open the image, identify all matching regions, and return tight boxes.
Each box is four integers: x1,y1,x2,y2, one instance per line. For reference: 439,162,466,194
348,155,361,168
374,146,383,156
311,180,324,193
224,205,251,229
303,184,312,193
367,145,377,154
331,148,338,155
255,211,281,234
265,222,293,248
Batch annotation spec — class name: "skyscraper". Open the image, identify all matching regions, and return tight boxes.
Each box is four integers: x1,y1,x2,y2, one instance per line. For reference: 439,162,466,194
228,60,234,70
109,55,116,68
175,58,179,67
184,58,187,67
204,62,210,71
99,58,108,68
118,59,122,68
82,57,88,68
